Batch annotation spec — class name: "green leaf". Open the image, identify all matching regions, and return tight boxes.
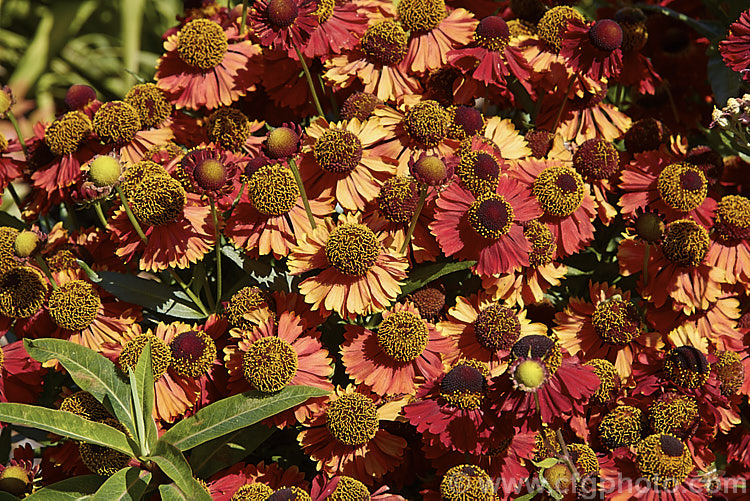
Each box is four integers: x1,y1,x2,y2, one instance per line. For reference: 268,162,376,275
0,403,135,456
91,467,151,501
707,48,742,106
161,386,327,451
399,260,476,297
0,492,22,501
189,424,274,478
532,457,560,468
159,483,200,501
23,338,136,436
25,475,105,500
0,211,25,230
514,492,540,501
149,441,211,501
81,270,205,320
131,341,158,456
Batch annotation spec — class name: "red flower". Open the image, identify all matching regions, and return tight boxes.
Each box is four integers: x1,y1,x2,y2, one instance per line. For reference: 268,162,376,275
248,0,318,51
560,18,623,80
720,9,750,81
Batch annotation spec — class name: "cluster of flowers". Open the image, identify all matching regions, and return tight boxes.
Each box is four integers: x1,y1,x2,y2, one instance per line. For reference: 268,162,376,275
0,0,749,498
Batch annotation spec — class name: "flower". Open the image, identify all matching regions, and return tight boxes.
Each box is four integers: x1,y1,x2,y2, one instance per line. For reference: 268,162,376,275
719,9,750,81
156,19,261,110
206,461,308,501
287,212,408,320
180,146,240,202
341,301,453,396
248,0,318,51
298,385,407,484
302,0,369,59
0,131,23,196
560,18,623,80
706,195,750,287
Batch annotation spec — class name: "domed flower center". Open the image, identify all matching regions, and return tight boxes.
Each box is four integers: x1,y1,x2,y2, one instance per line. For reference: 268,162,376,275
588,19,623,52
177,19,228,69
397,0,446,33
524,220,556,266
457,150,502,195
267,487,311,501
230,483,273,501
129,174,187,226
657,162,707,213
313,129,363,174
60,391,110,422
267,0,299,28
511,334,561,374
568,443,600,475
648,393,699,439
403,100,449,148
409,286,445,320
329,476,370,501
93,101,141,144
475,16,510,51
79,418,131,476
660,219,709,267
361,20,408,66
119,334,172,381
440,464,494,501
89,156,122,188
225,286,275,330
313,0,334,22
544,464,572,494
632,209,665,243
715,195,750,242
448,106,485,140
591,298,640,345
194,159,228,191
0,131,7,153
713,351,745,397
410,154,452,186
48,280,101,331
44,111,92,156
663,346,710,389
65,84,97,110
636,434,693,489
206,108,251,152
0,266,48,319
585,358,619,404
120,160,168,198
169,330,216,378
340,92,380,121
525,130,554,159
14,231,40,259
439,362,487,409
242,337,298,392
624,118,668,154
247,164,300,216
573,138,619,180
468,193,515,239
377,310,429,362
537,6,585,52
326,393,379,446
124,83,172,130
598,405,642,450
0,465,32,497
511,358,547,391
532,165,585,217
473,304,521,351
265,126,300,159
325,223,380,276
377,176,420,223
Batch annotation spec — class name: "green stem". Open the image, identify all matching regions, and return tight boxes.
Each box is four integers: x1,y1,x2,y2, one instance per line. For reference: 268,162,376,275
115,186,148,245
239,0,248,37
227,179,246,218
6,184,23,212
288,157,316,229
555,429,581,483
35,254,58,289
94,201,108,229
167,268,209,317
7,112,27,156
400,185,428,255
64,201,79,231
196,261,215,311
317,72,339,121
292,44,325,117
209,197,222,311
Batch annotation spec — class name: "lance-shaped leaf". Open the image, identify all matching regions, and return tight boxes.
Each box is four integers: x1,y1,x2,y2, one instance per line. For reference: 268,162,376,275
90,467,151,501
148,441,211,501
24,475,105,500
23,338,136,436
130,341,157,456
189,424,274,478
0,404,135,456
161,386,327,451
399,260,476,296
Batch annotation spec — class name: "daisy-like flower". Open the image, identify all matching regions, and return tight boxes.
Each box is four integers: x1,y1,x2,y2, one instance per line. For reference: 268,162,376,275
206,461,307,501
396,0,476,75
553,281,663,379
0,341,46,407
0,444,39,497
287,212,408,320
437,294,547,375
324,18,422,103
296,117,395,211
719,8,750,81
155,19,261,110
511,157,597,257
705,195,750,287
223,310,333,427
248,0,318,51
298,385,408,484
560,18,623,80
453,135,508,197
341,301,453,396
225,162,333,259
311,474,405,501
572,137,621,225
0,131,23,196
109,163,215,272
302,0,369,59
431,174,542,276
617,220,725,314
